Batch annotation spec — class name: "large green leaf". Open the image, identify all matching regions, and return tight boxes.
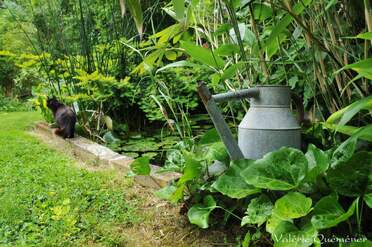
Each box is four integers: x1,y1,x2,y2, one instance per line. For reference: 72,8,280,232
212,160,260,199
241,195,273,226
164,50,177,61
199,128,220,145
241,147,308,190
323,123,372,142
326,96,372,127
304,144,329,182
169,184,185,203
242,231,251,247
327,152,372,197
272,192,312,220
180,41,224,68
204,142,229,164
154,185,177,200
150,23,182,43
172,0,185,21
335,57,372,80
215,44,240,56
267,217,317,247
130,156,150,175
126,0,143,35
263,0,312,57
221,62,244,80
330,136,357,168
213,23,233,37
356,32,372,40
342,58,372,80
364,193,372,208
156,60,197,73
253,3,273,21
132,49,165,74
311,194,357,229
350,125,372,141
266,214,290,235
187,195,217,229
177,154,202,184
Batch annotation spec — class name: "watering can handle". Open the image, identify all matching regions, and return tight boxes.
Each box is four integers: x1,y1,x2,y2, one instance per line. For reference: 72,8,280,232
212,88,260,103
291,92,305,125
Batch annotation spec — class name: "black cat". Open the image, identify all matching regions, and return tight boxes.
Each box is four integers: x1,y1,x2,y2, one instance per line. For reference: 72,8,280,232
46,97,76,138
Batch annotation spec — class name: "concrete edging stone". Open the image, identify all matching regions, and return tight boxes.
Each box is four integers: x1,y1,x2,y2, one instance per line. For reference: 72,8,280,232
33,121,180,189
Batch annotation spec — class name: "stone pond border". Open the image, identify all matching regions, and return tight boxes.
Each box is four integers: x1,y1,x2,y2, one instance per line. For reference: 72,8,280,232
33,122,180,189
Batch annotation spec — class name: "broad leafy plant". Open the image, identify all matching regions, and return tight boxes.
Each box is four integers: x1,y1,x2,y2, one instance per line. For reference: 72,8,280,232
132,114,372,246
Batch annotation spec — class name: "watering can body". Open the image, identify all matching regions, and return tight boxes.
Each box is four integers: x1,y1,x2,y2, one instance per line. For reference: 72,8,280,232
198,83,301,160
238,86,301,159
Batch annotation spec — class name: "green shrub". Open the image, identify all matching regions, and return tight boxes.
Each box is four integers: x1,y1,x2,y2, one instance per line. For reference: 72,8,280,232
0,96,34,112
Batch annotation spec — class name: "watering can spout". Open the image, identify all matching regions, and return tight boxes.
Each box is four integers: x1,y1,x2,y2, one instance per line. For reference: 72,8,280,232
197,81,259,160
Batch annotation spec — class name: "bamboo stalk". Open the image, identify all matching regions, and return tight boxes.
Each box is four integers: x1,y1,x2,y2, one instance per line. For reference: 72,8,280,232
223,0,251,83
248,3,269,82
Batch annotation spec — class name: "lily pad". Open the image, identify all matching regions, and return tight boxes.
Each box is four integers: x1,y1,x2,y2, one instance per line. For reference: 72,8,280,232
121,140,159,152
124,152,139,158
142,152,158,159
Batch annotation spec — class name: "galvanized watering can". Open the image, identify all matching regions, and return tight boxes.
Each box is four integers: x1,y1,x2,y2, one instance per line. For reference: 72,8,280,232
198,82,302,160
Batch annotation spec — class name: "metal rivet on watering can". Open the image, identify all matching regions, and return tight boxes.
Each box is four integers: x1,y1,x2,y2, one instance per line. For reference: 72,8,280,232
198,82,301,160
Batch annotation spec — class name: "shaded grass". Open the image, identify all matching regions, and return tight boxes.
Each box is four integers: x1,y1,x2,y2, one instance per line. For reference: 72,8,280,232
0,112,140,246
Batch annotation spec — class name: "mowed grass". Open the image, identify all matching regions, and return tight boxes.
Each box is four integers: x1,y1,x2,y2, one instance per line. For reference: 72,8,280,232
0,112,140,246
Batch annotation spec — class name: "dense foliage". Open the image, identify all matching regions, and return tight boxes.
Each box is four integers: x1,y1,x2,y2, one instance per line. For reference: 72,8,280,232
133,97,372,246
0,0,371,246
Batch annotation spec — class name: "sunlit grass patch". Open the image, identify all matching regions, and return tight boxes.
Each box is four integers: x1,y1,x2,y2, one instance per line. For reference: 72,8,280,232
0,112,141,246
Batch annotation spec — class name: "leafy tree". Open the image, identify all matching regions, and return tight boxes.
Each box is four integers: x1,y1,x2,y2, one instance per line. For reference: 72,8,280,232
0,52,18,96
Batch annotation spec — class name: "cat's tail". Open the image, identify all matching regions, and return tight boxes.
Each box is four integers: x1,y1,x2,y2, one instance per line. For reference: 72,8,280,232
65,117,76,138
67,123,75,138
56,118,76,139
54,128,64,137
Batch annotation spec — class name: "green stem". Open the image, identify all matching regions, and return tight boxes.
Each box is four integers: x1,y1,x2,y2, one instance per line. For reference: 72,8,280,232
216,206,242,221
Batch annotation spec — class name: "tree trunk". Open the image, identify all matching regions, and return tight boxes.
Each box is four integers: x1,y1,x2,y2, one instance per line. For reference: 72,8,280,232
4,80,14,97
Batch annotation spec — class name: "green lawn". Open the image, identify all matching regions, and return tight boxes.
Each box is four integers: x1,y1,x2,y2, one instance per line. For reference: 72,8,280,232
0,112,140,246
